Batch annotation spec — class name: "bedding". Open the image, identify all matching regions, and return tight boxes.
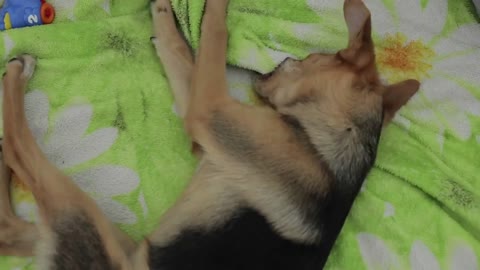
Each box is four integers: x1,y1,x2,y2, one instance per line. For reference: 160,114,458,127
474,0,480,15
0,0,479,269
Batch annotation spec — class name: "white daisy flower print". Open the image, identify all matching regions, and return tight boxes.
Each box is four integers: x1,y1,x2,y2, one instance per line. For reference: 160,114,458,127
307,0,339,13
13,90,140,225
49,0,78,20
361,0,480,146
358,233,479,270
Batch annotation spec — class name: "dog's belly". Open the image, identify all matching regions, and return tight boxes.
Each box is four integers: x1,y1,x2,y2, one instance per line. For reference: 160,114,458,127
148,208,326,270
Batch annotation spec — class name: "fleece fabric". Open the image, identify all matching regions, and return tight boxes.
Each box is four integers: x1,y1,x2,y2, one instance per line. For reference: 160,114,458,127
1,0,479,269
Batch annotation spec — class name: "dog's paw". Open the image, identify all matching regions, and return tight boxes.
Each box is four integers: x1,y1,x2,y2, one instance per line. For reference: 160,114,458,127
19,55,36,80
151,0,171,16
6,54,36,80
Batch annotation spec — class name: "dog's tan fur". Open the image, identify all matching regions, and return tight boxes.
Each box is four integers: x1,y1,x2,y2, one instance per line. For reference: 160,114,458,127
0,0,419,269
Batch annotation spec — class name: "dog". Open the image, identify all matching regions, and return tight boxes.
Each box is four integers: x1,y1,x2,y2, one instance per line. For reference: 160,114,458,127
0,0,419,269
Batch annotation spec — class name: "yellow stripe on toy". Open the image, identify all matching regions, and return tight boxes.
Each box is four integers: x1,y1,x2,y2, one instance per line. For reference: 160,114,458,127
4,12,11,29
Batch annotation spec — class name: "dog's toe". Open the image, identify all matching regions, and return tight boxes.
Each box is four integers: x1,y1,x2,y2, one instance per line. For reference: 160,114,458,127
150,36,160,49
7,57,18,64
151,0,170,15
18,55,36,80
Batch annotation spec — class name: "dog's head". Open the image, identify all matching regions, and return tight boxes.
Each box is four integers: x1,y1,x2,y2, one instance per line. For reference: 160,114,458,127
255,0,420,130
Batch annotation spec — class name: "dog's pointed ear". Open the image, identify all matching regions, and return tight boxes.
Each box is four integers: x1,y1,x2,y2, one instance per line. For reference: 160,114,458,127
339,0,374,69
382,79,420,125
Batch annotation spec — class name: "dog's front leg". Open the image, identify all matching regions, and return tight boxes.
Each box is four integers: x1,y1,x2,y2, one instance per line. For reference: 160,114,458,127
184,0,231,140
151,0,194,119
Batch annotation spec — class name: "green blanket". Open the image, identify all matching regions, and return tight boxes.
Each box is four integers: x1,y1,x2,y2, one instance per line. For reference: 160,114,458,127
1,0,480,269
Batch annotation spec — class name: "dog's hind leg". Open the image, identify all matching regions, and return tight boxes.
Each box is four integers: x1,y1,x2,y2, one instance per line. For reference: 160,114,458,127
0,143,13,219
0,140,38,256
151,0,194,119
2,55,136,269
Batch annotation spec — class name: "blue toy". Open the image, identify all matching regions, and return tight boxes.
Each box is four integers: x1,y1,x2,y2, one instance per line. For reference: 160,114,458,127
0,0,55,31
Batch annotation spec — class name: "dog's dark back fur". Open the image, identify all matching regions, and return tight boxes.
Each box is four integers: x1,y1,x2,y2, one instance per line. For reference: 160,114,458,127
51,212,117,270
149,208,323,270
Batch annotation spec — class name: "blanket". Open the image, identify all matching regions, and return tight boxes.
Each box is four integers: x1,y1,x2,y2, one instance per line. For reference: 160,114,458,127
1,0,479,269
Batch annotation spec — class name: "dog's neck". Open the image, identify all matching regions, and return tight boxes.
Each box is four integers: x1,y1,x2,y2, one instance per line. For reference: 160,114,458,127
330,114,383,192
280,112,383,255
280,113,382,193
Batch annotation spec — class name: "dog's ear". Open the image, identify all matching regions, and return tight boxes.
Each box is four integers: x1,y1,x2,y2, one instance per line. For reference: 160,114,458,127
382,79,420,124
339,0,374,69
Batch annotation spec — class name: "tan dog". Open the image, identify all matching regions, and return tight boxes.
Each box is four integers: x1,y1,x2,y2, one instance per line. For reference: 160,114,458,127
0,0,419,269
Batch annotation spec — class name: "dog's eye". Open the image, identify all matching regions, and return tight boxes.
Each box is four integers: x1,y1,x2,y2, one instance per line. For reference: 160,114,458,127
305,54,321,63
284,95,315,107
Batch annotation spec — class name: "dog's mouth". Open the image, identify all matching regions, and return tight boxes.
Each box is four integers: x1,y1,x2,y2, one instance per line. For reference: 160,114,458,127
260,71,274,81
259,57,295,81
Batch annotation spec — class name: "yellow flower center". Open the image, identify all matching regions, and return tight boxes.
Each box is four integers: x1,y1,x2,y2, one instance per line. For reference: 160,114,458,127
12,173,29,191
376,33,435,82
11,173,35,201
